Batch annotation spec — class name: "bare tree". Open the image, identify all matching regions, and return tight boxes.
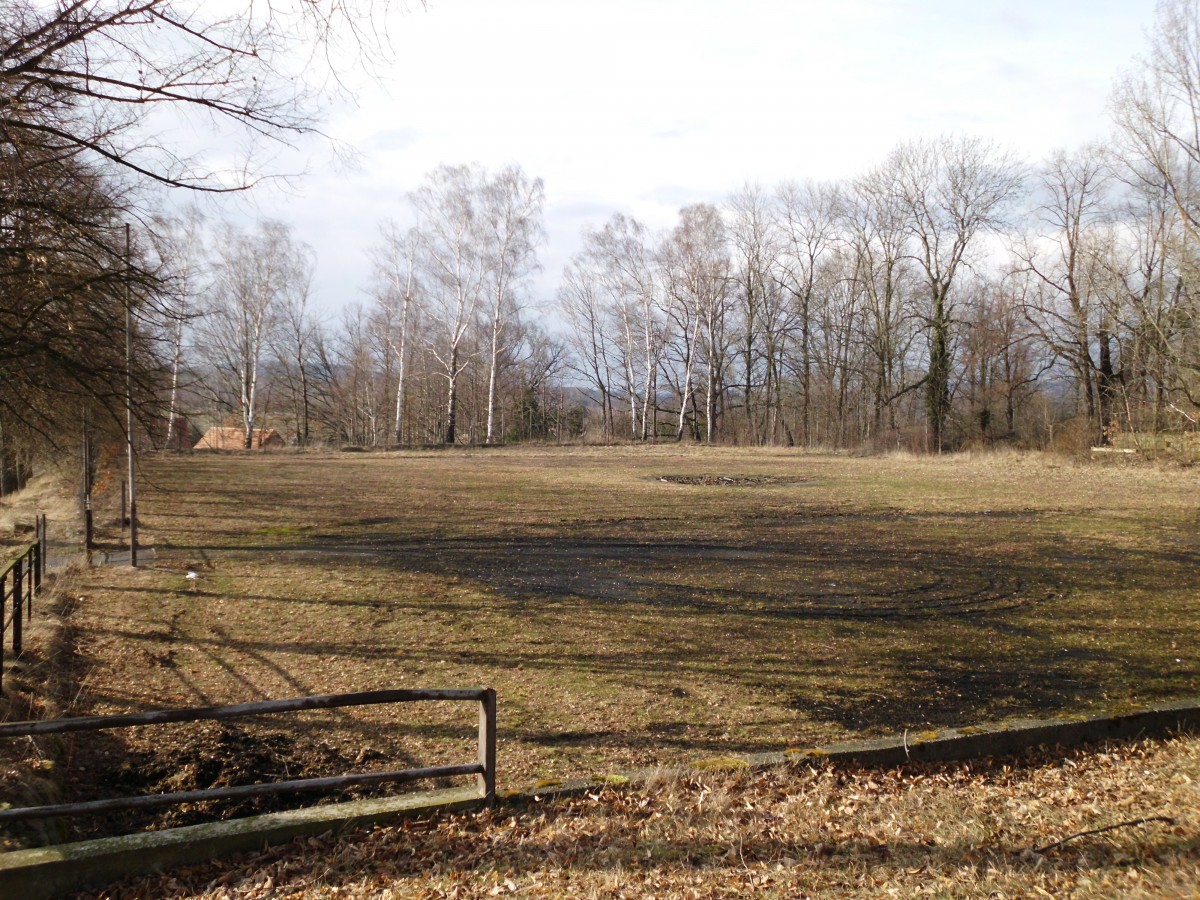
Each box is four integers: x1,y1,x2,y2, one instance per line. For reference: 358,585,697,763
726,184,786,444
0,116,165,445
479,165,544,444
1103,169,1193,431
658,203,732,441
411,165,488,445
148,206,207,448
1113,0,1200,413
1014,147,1115,442
369,221,421,444
581,215,661,440
330,301,387,445
842,163,920,442
775,180,839,446
958,274,1047,443
507,322,571,442
560,252,617,439
198,220,309,448
0,0,395,461
271,242,319,445
890,135,1022,452
1114,0,1200,245
0,0,391,194
810,247,868,447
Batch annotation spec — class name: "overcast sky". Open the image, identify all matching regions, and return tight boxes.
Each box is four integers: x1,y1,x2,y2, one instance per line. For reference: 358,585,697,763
232,0,1162,316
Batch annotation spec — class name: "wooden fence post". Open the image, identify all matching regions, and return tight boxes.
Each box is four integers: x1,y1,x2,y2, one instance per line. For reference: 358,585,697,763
478,688,497,806
26,546,33,624
34,517,44,591
11,557,22,657
1,569,6,691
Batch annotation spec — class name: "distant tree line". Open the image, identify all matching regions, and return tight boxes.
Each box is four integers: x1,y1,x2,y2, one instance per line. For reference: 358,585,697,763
561,132,1197,452
5,0,1200,464
171,162,581,448
166,1,1200,452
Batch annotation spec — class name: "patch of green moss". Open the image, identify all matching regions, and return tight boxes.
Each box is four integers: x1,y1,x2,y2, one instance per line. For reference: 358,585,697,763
691,756,750,772
785,747,828,759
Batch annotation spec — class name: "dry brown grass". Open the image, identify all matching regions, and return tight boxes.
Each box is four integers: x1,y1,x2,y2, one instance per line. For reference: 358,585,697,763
89,730,1200,899
0,536,82,847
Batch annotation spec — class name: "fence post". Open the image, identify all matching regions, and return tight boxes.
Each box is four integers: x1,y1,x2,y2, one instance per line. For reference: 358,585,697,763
1,569,6,691
11,557,22,657
31,535,41,600
34,518,43,593
40,514,47,583
26,546,33,624
478,688,496,806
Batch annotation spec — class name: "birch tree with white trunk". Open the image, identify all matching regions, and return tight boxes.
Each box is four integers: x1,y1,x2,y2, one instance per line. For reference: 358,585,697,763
149,206,207,448
200,220,307,448
370,220,422,445
659,203,732,441
594,215,662,440
479,165,545,444
560,254,618,438
411,165,489,445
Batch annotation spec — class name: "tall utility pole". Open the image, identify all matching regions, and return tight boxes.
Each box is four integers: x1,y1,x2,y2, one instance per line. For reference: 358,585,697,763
125,223,138,567
82,409,94,552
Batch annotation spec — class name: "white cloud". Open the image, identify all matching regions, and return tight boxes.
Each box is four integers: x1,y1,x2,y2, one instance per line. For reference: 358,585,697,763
234,0,1159,312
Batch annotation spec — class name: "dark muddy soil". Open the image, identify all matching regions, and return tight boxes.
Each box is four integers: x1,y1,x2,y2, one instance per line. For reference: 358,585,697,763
656,473,815,486
58,719,413,841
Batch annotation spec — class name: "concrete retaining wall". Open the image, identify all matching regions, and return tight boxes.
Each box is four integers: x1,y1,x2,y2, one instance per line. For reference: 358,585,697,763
0,786,482,900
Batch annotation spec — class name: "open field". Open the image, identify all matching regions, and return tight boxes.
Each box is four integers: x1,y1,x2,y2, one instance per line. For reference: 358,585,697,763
41,446,1200,835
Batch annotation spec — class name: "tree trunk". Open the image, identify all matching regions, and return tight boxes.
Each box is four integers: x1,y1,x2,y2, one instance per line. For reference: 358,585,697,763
924,293,952,453
393,293,410,445
445,344,459,445
485,316,501,444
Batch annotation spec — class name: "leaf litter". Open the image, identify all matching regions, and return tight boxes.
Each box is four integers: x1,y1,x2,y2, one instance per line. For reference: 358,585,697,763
83,730,1200,899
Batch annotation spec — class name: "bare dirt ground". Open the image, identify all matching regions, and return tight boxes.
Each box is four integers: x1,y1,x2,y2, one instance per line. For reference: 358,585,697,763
5,446,1200,852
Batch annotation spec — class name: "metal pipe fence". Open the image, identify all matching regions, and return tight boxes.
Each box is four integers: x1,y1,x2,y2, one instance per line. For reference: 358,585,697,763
0,687,497,826
0,515,47,689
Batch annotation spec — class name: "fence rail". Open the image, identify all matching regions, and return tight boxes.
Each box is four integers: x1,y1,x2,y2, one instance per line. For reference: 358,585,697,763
1,515,47,690
0,687,497,826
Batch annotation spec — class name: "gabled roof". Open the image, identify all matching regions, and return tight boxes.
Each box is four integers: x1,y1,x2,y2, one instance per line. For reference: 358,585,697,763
194,427,285,450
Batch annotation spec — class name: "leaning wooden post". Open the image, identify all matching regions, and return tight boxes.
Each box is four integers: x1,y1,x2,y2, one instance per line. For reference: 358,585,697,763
478,688,496,806
11,558,22,657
